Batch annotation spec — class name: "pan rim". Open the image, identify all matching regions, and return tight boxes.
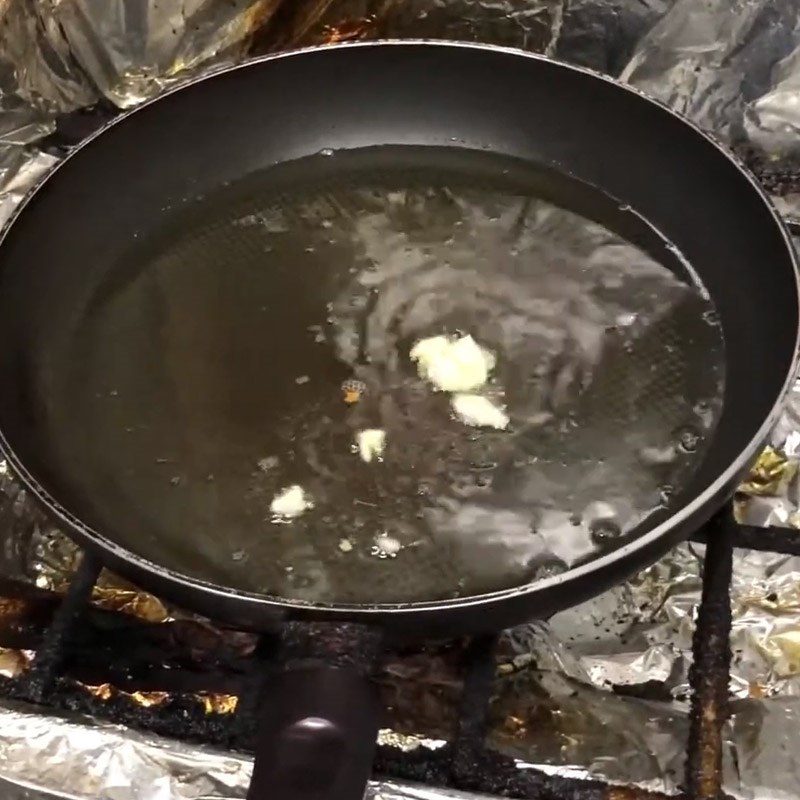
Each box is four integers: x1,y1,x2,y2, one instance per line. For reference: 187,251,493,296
0,39,798,620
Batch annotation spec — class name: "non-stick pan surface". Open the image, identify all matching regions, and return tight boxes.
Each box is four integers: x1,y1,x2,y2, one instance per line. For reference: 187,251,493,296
28,145,727,605
0,42,796,638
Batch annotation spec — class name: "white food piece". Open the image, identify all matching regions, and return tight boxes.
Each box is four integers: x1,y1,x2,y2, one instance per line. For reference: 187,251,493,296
451,394,509,430
338,538,354,553
410,334,496,392
356,428,387,463
270,485,313,519
375,533,402,557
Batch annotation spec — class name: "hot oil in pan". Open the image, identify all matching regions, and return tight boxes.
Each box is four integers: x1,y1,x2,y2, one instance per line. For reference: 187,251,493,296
51,148,725,605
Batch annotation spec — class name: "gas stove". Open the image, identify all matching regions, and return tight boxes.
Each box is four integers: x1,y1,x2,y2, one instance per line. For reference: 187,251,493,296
3,2,800,799
2,506,800,800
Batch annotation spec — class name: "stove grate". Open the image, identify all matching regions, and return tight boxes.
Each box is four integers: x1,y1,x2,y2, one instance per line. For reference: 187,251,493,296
0,505,771,799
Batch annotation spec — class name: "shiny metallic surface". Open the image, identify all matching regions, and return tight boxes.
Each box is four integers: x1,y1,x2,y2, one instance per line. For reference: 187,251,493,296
0,698,254,800
0,700,467,800
4,0,282,109
621,0,799,143
620,0,800,222
1,0,800,799
0,0,296,226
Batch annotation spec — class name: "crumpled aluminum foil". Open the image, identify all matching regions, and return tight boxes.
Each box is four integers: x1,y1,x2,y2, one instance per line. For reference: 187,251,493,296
0,0,294,227
621,0,799,144
3,0,288,111
0,699,474,800
3,1,800,799
747,41,800,159
620,0,800,222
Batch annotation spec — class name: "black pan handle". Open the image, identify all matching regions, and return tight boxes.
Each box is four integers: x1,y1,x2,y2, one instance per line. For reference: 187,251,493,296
247,663,381,800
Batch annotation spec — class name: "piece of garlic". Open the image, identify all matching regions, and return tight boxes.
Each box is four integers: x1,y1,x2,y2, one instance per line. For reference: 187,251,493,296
356,428,386,463
451,393,509,430
270,485,313,519
374,533,402,557
410,334,495,392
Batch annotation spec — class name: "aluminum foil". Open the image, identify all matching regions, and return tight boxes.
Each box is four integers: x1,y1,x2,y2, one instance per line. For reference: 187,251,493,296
3,0,291,111
0,698,480,800
0,0,305,227
292,0,561,52
620,0,800,221
621,0,798,142
2,1,800,799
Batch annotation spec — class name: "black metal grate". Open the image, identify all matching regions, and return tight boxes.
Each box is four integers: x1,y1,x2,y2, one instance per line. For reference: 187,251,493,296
0,504,773,800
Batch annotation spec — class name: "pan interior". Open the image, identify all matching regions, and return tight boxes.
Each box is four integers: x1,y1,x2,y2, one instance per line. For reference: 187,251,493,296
37,146,725,605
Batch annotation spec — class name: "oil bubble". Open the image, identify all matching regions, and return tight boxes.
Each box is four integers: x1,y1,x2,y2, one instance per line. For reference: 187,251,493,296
531,558,568,581
590,519,622,544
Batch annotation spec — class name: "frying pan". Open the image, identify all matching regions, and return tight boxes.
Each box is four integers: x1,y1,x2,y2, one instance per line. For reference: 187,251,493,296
0,42,797,800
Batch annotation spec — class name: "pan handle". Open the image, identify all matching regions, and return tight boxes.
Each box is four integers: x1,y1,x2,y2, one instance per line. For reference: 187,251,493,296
247,663,381,800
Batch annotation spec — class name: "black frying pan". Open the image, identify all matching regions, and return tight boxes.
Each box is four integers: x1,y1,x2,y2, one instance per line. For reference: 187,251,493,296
0,42,797,800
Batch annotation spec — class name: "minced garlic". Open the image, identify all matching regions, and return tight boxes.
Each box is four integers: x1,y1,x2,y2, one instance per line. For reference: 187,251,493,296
451,393,509,430
355,429,386,463
410,334,495,392
270,485,313,519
